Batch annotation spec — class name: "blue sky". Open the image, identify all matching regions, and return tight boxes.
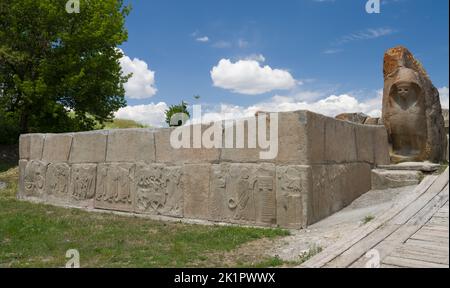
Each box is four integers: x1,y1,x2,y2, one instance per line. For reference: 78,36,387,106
116,0,449,126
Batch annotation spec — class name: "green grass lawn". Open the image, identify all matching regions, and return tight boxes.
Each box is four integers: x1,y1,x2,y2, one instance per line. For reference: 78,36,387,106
0,167,289,268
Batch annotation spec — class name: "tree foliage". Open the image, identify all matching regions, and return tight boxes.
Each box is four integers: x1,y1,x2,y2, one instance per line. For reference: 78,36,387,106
0,0,131,142
165,101,190,127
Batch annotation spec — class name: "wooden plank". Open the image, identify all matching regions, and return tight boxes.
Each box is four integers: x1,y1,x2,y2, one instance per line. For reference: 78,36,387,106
422,224,449,232
410,233,449,244
383,256,448,268
365,186,449,264
390,246,449,265
427,217,449,227
406,239,450,253
381,264,402,268
332,182,449,268
402,242,449,255
413,227,449,239
301,174,440,268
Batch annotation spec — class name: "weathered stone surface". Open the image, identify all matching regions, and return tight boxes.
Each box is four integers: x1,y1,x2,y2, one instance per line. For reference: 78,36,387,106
335,113,369,124
377,162,441,172
70,164,97,207
44,163,70,202
23,160,47,197
371,169,421,190
69,131,107,163
154,126,220,164
134,164,183,217
106,129,155,163
209,164,276,226
443,109,449,129
0,181,6,190
42,134,73,162
220,117,263,163
19,134,45,160
17,160,27,198
95,163,135,212
308,163,372,224
324,117,358,163
355,125,375,164
373,128,391,165
382,46,446,163
182,164,211,220
364,117,382,126
276,166,310,229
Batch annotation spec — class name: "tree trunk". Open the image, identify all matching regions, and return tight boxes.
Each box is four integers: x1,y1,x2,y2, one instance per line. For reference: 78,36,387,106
19,109,29,134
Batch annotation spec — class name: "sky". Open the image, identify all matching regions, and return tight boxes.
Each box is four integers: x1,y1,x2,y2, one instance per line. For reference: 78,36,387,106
115,0,449,127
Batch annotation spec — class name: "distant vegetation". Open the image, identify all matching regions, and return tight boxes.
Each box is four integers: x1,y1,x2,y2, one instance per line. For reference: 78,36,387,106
102,119,148,130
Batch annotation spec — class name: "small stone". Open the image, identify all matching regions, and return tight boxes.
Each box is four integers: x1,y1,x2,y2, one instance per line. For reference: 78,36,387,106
0,181,7,190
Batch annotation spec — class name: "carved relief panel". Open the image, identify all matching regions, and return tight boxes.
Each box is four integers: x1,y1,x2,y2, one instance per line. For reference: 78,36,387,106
276,166,310,228
209,164,276,225
45,163,70,199
24,160,48,197
70,164,97,201
134,165,183,218
94,163,135,212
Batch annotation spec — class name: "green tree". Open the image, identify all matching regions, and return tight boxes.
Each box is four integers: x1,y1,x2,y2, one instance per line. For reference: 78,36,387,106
0,0,131,139
165,101,190,127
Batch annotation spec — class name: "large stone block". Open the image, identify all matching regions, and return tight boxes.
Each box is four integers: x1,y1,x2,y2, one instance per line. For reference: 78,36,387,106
355,125,375,164
42,134,73,162
220,118,261,163
275,112,308,164
94,163,135,212
134,164,183,218
371,169,421,190
69,131,107,163
324,118,358,164
276,165,311,229
69,164,97,208
19,134,45,160
373,127,391,165
106,129,155,163
209,163,277,226
154,126,220,164
182,164,211,220
308,163,371,224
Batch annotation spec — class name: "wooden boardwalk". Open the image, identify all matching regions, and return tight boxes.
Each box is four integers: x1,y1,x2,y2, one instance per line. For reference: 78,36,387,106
302,167,449,268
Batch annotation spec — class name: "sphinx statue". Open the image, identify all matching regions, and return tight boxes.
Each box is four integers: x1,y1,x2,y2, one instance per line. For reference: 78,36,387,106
382,46,446,163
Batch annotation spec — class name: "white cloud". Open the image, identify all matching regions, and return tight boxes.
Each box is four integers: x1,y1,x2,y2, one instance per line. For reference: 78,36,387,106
244,54,266,62
119,53,157,99
196,36,209,42
195,92,382,124
335,28,395,45
115,102,168,127
439,86,449,109
211,58,297,95
113,92,384,127
212,40,232,49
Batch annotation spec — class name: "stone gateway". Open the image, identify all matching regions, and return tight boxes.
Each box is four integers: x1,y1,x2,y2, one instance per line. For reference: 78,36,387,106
18,110,391,229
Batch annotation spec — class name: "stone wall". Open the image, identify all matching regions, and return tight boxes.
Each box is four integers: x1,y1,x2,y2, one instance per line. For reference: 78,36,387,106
17,110,390,229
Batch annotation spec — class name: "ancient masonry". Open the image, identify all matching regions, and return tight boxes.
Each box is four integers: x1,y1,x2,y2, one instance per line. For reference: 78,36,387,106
17,111,390,229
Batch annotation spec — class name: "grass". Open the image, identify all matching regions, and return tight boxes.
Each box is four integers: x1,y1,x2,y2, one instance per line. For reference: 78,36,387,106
362,215,375,225
297,245,323,265
0,166,290,268
102,118,148,130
